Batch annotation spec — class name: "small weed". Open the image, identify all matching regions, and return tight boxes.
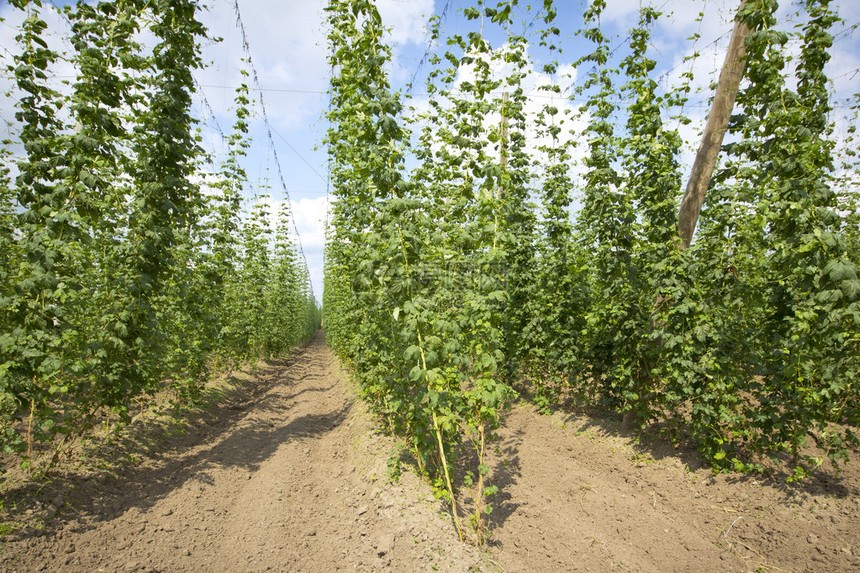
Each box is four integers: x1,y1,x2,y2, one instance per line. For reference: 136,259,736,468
386,448,402,482
386,444,411,483
630,450,654,465
534,393,552,415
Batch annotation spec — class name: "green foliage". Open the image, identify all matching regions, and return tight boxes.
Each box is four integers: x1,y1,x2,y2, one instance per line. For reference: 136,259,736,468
552,0,857,475
324,0,522,544
325,0,857,513
0,0,320,472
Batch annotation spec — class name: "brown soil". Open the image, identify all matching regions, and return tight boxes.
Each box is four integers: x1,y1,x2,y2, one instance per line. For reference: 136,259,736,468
1,331,858,572
485,407,859,572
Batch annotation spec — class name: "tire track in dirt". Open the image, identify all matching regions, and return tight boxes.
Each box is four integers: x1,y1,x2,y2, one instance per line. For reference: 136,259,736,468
1,332,484,572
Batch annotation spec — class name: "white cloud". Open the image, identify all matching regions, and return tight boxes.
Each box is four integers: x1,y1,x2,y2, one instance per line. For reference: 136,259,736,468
195,1,329,129
601,0,740,37
290,196,330,253
195,0,435,127
378,0,434,45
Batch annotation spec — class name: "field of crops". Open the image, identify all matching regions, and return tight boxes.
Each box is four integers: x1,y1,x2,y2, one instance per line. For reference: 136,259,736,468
0,0,321,474
323,0,859,541
0,0,857,555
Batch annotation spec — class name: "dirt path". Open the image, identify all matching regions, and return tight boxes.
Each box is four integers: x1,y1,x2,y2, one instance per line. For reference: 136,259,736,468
1,332,858,572
0,332,483,572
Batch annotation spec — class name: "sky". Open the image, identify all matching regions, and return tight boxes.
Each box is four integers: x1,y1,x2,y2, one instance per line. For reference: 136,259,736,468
1,0,858,303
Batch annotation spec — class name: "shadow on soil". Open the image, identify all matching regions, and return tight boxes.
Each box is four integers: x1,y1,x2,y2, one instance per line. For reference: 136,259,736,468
443,414,525,541
0,333,348,543
467,378,859,546
484,419,523,534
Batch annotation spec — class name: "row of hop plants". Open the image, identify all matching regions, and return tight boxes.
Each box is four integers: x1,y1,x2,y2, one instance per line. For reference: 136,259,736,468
548,0,859,478
0,0,320,474
323,0,858,542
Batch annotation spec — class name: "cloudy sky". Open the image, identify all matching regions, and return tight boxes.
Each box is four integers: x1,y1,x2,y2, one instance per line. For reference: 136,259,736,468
1,0,858,302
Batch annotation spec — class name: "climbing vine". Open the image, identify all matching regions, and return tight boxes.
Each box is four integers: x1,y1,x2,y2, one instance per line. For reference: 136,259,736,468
2,0,855,545
324,0,858,543
0,0,320,473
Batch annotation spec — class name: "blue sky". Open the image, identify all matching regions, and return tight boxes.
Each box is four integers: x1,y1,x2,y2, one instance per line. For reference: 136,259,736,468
2,0,858,302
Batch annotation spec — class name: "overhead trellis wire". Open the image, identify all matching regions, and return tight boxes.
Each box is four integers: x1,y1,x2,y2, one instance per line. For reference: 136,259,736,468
405,0,452,94
231,0,314,299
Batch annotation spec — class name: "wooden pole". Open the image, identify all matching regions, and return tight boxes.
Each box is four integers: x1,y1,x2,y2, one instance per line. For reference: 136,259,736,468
676,0,753,249
623,0,757,432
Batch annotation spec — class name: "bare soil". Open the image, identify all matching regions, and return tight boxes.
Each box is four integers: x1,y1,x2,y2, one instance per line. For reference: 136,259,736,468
1,331,858,572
